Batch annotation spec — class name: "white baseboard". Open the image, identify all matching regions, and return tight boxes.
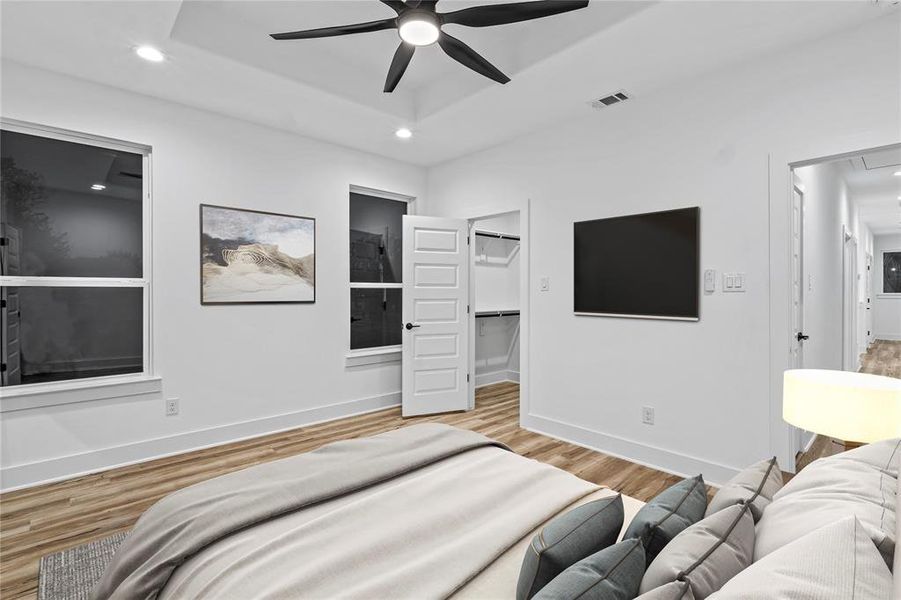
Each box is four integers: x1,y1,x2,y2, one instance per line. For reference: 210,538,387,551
475,370,520,388
874,334,901,341
522,413,738,486
0,392,401,492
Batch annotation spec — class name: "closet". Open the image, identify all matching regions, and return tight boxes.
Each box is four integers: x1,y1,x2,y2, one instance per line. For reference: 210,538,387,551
471,212,520,389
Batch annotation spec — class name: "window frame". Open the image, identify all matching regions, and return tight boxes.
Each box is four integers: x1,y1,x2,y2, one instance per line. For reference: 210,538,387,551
0,118,158,409
880,248,901,296
346,185,415,365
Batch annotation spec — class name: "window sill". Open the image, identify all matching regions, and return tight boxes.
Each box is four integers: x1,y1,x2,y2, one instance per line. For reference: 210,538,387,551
876,294,901,299
345,346,402,368
0,374,163,413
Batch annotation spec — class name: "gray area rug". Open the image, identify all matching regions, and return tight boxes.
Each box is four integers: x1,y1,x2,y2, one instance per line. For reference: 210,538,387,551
38,532,128,600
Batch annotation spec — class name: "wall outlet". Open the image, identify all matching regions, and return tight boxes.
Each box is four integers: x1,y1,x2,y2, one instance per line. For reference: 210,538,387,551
166,398,179,416
641,406,655,425
539,277,550,292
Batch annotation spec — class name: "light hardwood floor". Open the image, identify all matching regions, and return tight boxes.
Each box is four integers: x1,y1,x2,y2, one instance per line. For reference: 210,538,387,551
0,382,706,600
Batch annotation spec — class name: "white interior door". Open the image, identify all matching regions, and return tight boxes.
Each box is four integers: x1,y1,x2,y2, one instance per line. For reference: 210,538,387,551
789,185,806,457
402,215,470,416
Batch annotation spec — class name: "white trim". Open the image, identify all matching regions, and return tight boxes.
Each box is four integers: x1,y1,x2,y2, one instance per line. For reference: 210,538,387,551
345,346,402,367
523,413,735,486
0,375,162,412
575,312,699,322
874,333,901,341
0,391,400,491
475,369,520,388
0,117,151,154
349,184,416,204
0,276,146,287
349,282,403,289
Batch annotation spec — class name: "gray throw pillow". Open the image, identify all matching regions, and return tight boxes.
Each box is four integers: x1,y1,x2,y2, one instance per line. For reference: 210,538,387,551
533,538,645,600
705,457,781,522
517,494,624,600
709,516,892,599
640,504,754,599
635,581,695,600
624,475,707,566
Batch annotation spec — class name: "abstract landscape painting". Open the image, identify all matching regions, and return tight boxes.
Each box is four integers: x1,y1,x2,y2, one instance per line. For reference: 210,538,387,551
200,204,315,304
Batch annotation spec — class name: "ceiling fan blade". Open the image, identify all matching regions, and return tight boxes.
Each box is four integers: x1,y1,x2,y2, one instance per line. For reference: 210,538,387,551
270,18,396,40
384,42,415,92
441,0,588,27
437,32,509,85
380,0,408,14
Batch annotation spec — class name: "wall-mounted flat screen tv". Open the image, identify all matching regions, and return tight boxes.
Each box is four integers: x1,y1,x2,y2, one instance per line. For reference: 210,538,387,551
574,207,700,320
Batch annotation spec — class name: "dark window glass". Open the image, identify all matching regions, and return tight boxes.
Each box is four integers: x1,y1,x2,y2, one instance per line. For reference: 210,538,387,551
350,288,401,350
0,130,143,278
349,193,406,283
884,251,901,293
0,286,143,386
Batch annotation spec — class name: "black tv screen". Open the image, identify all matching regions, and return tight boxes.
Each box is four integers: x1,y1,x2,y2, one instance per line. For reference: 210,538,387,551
574,207,699,320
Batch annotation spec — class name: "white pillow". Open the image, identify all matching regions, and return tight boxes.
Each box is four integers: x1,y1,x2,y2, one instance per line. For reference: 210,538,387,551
710,517,892,599
825,437,900,478
755,445,896,566
705,457,782,522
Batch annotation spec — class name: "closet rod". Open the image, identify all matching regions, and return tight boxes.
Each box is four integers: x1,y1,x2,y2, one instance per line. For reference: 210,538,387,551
474,230,520,242
474,310,520,318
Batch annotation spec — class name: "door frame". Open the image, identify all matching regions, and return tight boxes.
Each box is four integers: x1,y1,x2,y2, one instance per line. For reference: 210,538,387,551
457,202,530,423
841,227,859,372
466,209,525,410
769,140,901,472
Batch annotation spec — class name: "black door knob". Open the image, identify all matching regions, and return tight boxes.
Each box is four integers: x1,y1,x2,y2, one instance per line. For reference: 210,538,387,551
796,332,810,342
405,322,420,330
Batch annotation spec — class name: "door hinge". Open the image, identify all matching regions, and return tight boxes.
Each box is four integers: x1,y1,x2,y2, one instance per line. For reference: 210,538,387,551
0,299,5,308
467,304,470,314
0,363,6,373
466,373,470,383
0,237,7,246
467,236,470,246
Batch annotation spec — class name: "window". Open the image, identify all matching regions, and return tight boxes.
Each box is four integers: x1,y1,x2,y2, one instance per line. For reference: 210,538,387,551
349,190,408,351
0,122,151,390
884,250,901,294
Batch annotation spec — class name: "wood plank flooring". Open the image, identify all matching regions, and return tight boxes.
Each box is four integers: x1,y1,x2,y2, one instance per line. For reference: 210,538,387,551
0,382,701,600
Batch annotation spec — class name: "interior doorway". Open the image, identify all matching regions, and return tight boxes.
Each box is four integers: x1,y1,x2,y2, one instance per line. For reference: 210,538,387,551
467,211,522,410
788,143,901,461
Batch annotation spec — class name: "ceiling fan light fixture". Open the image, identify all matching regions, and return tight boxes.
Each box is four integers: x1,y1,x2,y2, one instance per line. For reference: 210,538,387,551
399,17,440,46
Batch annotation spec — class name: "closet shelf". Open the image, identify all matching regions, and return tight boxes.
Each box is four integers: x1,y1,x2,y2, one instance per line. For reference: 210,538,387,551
475,309,520,318
474,229,520,241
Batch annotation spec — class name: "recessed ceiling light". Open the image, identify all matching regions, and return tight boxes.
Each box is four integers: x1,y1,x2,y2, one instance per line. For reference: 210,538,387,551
398,17,440,46
395,127,413,139
135,45,165,63
91,183,106,191
894,170,901,176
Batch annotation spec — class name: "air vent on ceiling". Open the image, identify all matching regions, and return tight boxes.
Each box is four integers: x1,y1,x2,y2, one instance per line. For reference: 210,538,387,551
589,90,631,110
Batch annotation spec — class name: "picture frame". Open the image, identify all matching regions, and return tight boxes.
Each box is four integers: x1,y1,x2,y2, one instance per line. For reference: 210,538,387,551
200,204,316,305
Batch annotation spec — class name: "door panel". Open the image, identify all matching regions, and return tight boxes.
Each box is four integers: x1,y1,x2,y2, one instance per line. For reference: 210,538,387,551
402,216,469,416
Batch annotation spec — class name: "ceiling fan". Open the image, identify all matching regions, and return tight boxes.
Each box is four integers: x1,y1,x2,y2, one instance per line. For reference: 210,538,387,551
270,0,590,92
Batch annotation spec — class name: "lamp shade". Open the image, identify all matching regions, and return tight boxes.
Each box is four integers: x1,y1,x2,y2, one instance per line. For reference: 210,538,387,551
783,369,901,443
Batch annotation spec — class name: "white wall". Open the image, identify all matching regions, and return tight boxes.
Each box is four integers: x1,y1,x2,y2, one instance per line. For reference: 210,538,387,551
425,16,900,482
874,234,901,340
0,62,426,489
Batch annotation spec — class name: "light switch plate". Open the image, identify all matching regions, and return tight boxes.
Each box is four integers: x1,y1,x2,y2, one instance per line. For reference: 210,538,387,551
704,269,716,293
723,272,746,293
539,277,549,292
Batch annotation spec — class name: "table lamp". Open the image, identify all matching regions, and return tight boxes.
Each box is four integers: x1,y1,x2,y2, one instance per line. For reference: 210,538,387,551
783,369,901,449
